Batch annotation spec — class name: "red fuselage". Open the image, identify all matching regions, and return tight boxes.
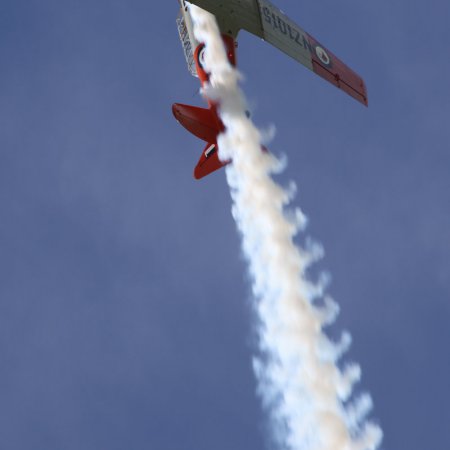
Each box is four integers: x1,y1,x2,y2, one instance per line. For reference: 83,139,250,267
172,35,237,179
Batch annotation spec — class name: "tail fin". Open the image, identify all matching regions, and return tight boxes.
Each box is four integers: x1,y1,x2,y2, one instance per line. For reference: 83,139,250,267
173,103,228,179
172,103,223,143
194,143,229,179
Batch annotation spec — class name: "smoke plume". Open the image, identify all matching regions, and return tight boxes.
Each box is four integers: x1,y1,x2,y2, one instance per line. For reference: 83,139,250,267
189,5,383,450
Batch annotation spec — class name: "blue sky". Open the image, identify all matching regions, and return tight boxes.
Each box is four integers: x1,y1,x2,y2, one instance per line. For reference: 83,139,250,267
1,0,449,449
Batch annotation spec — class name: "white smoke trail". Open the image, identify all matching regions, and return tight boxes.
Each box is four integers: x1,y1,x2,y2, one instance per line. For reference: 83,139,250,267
189,6,383,450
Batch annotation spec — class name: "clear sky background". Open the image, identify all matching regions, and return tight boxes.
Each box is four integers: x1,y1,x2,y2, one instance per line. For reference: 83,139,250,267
1,1,449,449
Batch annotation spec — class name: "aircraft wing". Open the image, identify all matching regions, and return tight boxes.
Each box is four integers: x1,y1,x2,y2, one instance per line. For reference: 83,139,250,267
186,0,368,106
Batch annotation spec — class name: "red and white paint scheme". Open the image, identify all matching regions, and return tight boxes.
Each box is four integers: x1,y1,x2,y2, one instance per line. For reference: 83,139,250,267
172,0,368,179
172,21,236,179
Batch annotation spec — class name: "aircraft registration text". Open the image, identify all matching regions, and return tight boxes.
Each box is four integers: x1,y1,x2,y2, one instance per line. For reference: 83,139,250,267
260,6,313,54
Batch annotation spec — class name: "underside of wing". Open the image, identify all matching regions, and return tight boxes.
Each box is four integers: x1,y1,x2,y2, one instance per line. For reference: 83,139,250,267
256,0,313,70
256,0,368,105
186,0,368,105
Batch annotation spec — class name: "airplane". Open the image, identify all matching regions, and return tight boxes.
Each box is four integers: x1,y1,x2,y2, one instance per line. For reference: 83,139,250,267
172,0,368,179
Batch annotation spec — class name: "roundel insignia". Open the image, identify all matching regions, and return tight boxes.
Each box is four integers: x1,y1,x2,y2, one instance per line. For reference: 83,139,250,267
315,45,331,67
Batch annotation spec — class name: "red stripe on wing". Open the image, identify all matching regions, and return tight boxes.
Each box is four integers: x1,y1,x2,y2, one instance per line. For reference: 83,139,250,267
307,35,368,106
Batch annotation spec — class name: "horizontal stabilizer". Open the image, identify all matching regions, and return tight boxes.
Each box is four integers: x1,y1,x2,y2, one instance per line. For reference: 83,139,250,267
172,103,222,143
194,142,229,179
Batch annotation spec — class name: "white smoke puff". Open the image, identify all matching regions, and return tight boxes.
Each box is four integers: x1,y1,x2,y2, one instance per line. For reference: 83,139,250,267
304,237,325,265
314,295,340,326
352,422,384,450
260,123,277,147
284,207,309,234
346,394,374,430
338,363,362,400
189,4,382,450
317,331,351,364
